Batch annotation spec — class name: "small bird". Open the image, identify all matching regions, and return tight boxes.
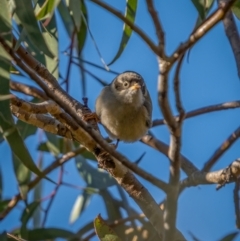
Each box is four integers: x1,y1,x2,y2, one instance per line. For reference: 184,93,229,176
95,71,152,143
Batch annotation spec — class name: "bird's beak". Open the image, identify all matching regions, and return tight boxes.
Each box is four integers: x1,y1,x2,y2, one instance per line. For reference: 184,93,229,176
130,83,141,90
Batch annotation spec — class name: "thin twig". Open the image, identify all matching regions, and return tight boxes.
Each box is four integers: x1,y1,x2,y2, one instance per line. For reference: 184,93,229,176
146,0,165,57
181,158,240,189
0,147,85,220
64,31,75,93
89,0,159,55
169,0,236,65
42,166,64,226
219,0,240,78
234,179,240,229
141,134,199,177
80,58,119,75
72,60,108,86
173,54,185,121
152,100,240,127
10,80,48,100
202,126,240,172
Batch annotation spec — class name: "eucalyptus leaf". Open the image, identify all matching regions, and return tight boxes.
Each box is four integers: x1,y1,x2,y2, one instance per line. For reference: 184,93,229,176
0,0,12,123
108,0,138,65
232,0,240,19
36,0,61,20
21,201,40,238
14,0,54,58
0,114,43,177
69,192,91,223
75,156,116,189
26,228,76,240
218,232,239,241
94,214,122,241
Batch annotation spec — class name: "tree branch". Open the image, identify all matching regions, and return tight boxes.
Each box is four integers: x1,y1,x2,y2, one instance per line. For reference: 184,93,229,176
89,0,160,55
146,0,165,57
203,126,240,172
10,80,48,100
152,100,240,127
219,0,240,78
0,147,85,220
181,158,240,189
169,0,236,65
0,36,168,236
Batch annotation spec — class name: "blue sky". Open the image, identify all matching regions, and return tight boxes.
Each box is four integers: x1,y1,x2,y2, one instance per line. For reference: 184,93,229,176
1,1,240,240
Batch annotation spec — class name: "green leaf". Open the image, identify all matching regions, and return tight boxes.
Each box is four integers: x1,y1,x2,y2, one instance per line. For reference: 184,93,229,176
94,214,122,241
17,120,37,140
12,152,31,200
0,232,7,241
77,0,87,54
218,232,239,241
14,0,54,58
69,192,92,223
26,228,76,240
0,0,12,123
33,170,43,228
81,149,97,161
21,201,40,238
99,190,122,222
0,168,2,200
0,114,43,177
67,0,82,31
191,0,214,21
0,200,10,213
36,0,61,20
75,156,116,189
232,0,240,20
42,13,59,79
108,0,138,65
37,141,60,156
57,1,74,36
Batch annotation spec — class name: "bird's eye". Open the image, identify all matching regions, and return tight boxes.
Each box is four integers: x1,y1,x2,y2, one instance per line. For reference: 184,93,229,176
123,82,129,88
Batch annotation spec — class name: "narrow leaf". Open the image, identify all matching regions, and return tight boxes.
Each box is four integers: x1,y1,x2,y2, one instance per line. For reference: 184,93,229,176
77,0,87,53
57,1,74,36
94,214,122,241
14,0,54,57
0,200,10,213
232,0,240,20
69,192,91,223
75,156,116,189
191,0,214,21
36,0,61,20
17,120,37,140
0,0,12,122
0,232,7,241
0,168,2,200
108,0,138,65
21,201,40,238
218,232,239,241
27,228,76,240
0,114,43,177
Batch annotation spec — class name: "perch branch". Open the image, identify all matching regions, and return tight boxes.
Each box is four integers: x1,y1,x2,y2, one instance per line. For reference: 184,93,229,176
181,158,240,189
153,100,240,127
203,126,240,172
1,36,169,236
